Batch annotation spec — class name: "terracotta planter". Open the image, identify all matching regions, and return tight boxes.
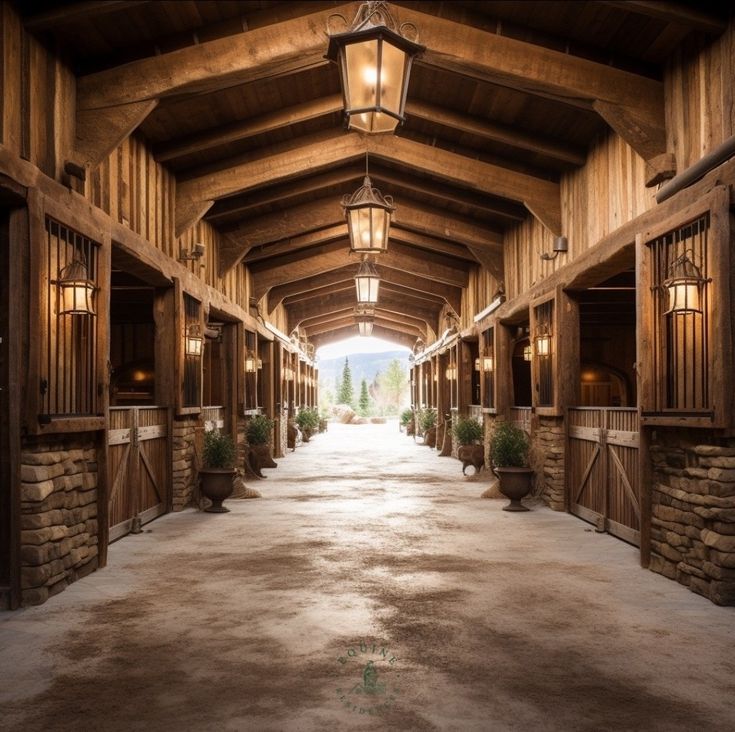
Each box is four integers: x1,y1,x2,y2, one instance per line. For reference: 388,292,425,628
493,467,533,512
458,444,485,474
199,468,236,513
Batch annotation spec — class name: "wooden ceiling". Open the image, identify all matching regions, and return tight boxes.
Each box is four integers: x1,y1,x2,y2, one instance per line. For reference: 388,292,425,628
19,0,729,347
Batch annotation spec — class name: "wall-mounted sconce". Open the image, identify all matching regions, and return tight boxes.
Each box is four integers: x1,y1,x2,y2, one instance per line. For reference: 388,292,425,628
57,256,96,316
481,356,494,372
257,358,263,370
535,334,551,357
245,353,257,373
185,324,203,356
523,344,532,362
663,251,709,315
540,236,568,261
445,365,458,380
179,242,205,262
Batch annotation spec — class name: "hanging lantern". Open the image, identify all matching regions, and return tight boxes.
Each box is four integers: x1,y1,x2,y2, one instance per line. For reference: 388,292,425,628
245,353,256,373
523,344,532,362
357,319,374,337
481,356,494,372
663,252,707,315
57,257,96,316
185,324,203,357
326,1,424,134
355,258,380,303
342,156,394,254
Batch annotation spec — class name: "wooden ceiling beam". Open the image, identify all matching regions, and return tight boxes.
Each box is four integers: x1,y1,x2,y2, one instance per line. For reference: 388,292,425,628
76,3,354,109
250,238,470,301
300,307,428,334
267,267,357,312
311,324,418,351
229,194,500,274
208,162,525,226
405,99,586,166
398,5,666,163
72,3,354,169
178,130,558,245
268,264,462,314
288,289,440,330
155,94,342,163
304,314,425,339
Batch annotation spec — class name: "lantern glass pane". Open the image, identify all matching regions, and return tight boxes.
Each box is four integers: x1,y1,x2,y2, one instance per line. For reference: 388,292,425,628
345,39,378,113
536,336,550,357
379,40,407,117
668,281,701,314
62,281,95,315
356,276,379,303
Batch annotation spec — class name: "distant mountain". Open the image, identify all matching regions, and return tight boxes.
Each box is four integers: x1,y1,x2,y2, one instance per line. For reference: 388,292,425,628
317,350,410,395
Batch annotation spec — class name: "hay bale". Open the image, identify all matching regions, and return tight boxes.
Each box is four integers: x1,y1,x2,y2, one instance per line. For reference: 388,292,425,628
350,416,369,424
370,417,386,424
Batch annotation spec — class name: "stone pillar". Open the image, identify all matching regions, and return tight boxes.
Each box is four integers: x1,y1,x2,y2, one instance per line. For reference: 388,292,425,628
532,416,565,510
19,438,99,606
172,416,198,511
649,431,735,606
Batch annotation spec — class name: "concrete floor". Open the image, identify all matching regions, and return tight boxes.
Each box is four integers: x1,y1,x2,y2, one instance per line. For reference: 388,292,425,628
1,421,734,731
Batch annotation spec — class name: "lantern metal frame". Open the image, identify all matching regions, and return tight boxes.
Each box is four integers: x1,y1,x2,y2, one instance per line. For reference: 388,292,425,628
342,155,394,254
326,1,424,135
663,250,710,315
56,256,96,316
354,257,381,304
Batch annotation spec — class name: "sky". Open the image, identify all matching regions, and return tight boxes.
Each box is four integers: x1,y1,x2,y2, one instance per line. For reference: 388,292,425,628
316,336,411,360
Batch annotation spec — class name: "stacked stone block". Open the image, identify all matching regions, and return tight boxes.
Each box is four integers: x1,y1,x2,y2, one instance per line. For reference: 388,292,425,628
172,416,197,511
20,439,99,605
650,433,735,605
533,417,565,510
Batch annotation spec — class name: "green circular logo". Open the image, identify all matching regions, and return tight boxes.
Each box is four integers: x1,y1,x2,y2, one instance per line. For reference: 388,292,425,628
335,640,401,715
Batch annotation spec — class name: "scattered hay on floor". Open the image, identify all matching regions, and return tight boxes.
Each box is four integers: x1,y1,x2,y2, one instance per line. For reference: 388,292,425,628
231,476,261,499
480,477,502,499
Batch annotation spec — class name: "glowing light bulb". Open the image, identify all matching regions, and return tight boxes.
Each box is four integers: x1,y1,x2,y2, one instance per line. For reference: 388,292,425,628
363,65,378,86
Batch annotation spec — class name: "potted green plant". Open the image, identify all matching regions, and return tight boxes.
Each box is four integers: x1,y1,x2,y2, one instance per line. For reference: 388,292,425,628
400,408,413,433
419,408,437,447
453,417,485,475
295,407,320,442
199,430,237,513
489,422,533,511
246,414,277,476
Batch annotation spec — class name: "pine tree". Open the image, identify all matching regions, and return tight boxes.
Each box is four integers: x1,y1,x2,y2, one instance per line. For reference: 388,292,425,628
337,357,354,406
358,378,370,416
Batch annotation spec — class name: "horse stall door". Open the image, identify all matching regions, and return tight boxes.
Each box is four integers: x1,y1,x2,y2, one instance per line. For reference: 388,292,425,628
108,407,169,541
567,407,640,545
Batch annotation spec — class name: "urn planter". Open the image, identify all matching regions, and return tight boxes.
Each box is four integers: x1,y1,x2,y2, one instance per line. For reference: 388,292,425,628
493,466,533,511
199,467,236,513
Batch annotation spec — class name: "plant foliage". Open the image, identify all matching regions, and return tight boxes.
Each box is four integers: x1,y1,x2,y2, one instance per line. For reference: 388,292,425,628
419,408,437,433
489,422,530,468
202,430,236,469
400,408,414,427
358,378,371,416
295,407,320,433
246,414,274,446
453,417,484,446
337,357,354,406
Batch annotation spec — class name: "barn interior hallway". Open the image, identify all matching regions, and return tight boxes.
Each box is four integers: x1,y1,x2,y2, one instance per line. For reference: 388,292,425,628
2,421,734,731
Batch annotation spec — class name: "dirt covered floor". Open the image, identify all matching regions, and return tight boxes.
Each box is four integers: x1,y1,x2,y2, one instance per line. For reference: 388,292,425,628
1,421,734,731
